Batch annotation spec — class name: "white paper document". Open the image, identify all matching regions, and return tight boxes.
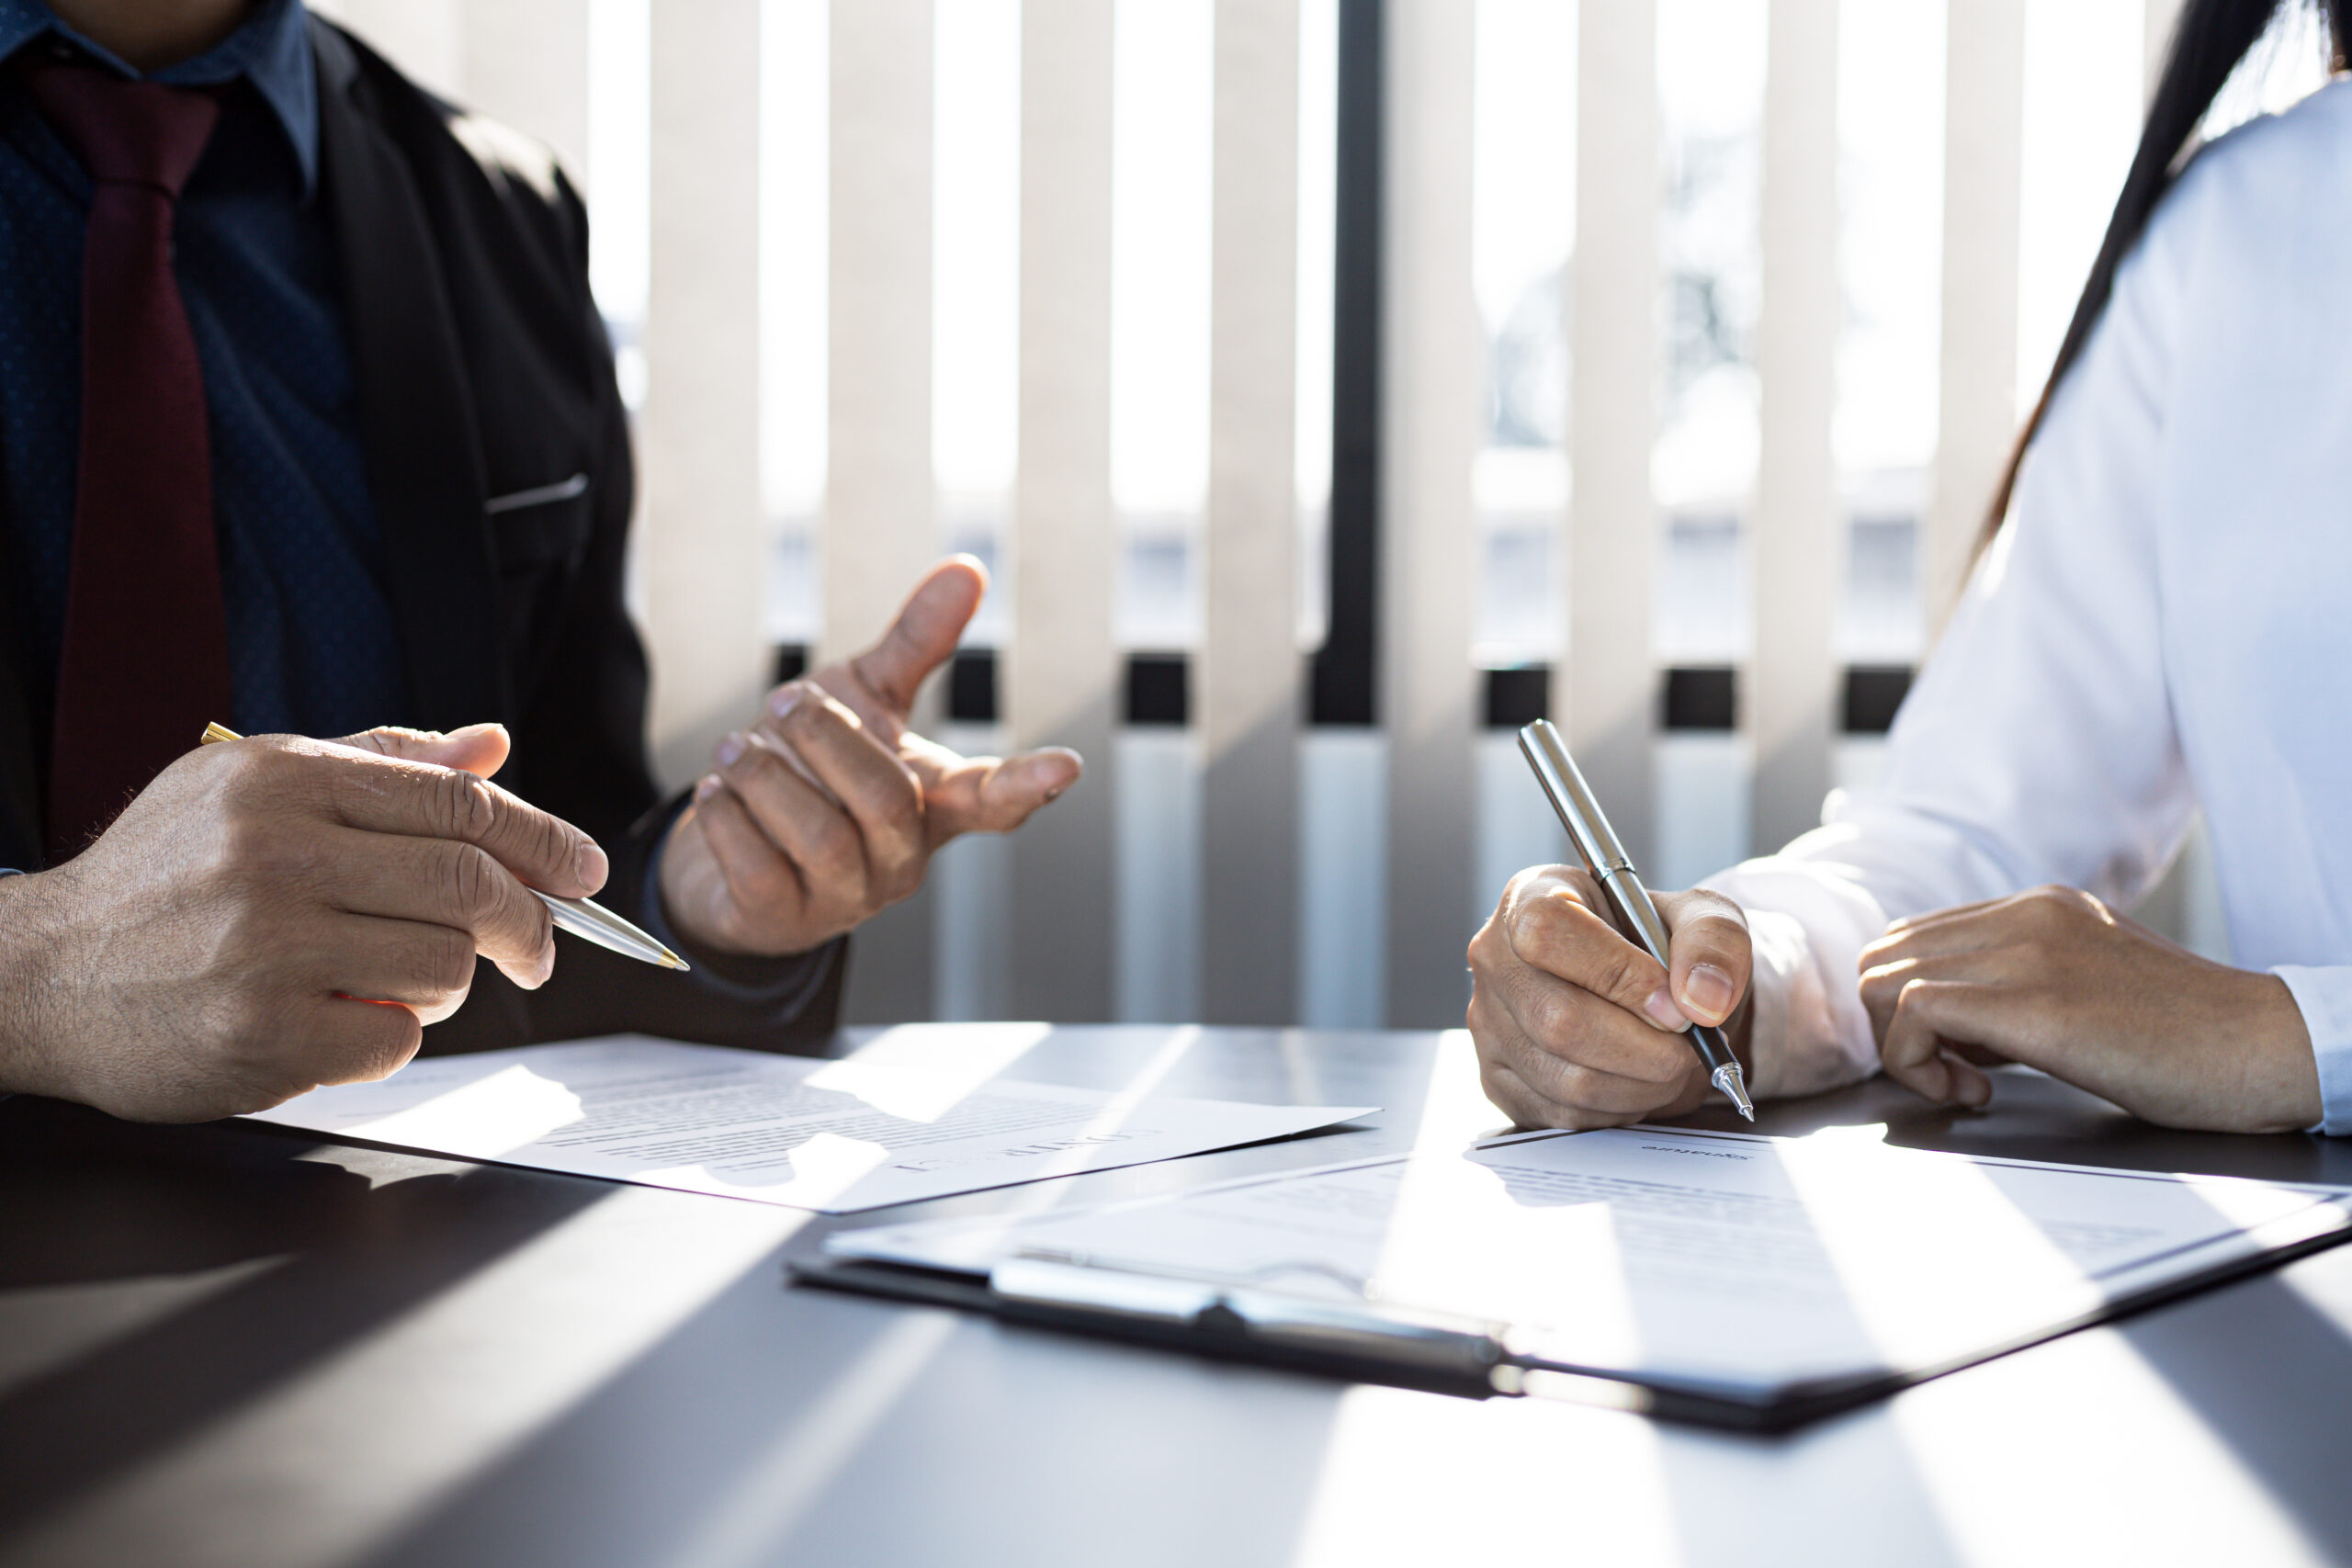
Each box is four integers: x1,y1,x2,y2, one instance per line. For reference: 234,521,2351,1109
247,1034,1375,1213
829,1124,2352,1397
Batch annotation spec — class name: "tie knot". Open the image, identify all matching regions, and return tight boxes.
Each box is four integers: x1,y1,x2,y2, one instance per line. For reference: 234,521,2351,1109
23,61,220,197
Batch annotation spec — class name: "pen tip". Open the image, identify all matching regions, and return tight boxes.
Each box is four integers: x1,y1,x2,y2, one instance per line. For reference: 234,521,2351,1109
1711,1062,1757,1122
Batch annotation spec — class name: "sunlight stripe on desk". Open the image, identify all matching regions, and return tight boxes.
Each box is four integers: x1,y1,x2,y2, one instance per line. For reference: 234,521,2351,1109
1780,1127,2335,1567
1893,1328,2330,1568
5,1188,807,1568
1290,1384,1680,1568
663,1313,959,1568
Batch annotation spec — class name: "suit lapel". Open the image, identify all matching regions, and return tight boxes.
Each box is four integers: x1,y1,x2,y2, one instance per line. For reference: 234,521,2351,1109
311,22,510,730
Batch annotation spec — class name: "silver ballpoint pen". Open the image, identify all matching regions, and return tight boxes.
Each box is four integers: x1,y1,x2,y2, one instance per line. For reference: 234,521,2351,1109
201,723,688,972
1517,718,1753,1121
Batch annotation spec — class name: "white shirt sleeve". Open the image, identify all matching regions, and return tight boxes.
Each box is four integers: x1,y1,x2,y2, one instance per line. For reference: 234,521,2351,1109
2275,969,2352,1136
1706,160,2202,1101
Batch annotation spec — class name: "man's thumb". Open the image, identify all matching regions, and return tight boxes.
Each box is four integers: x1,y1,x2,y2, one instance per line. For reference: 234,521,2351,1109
849,556,987,714
338,722,512,779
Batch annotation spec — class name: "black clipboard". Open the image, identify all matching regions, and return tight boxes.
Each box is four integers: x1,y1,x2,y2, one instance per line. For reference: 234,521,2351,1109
791,1138,2352,1432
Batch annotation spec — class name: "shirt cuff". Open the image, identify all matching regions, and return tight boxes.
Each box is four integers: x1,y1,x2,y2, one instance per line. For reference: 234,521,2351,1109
2274,965,2352,1135
1741,907,1879,1100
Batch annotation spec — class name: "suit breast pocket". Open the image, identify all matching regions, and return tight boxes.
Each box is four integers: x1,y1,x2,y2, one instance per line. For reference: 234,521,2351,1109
486,471,594,571
488,472,594,692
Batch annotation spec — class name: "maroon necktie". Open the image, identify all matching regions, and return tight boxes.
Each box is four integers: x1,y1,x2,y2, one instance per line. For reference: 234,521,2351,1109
27,62,230,863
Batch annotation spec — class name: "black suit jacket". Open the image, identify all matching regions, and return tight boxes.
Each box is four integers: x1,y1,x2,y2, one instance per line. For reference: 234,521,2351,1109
0,20,842,1054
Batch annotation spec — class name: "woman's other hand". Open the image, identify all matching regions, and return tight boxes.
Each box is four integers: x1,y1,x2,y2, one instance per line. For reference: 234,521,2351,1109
1860,886,2320,1133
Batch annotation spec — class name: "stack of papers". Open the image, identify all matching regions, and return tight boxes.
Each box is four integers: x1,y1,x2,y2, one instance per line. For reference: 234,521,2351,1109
252,1032,2352,1423
246,1034,1376,1213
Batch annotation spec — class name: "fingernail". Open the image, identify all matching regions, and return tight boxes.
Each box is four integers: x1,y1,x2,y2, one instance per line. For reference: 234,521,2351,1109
447,721,503,742
1682,964,1736,1022
575,838,609,891
694,773,722,803
1642,987,1690,1031
768,683,803,719
715,731,747,768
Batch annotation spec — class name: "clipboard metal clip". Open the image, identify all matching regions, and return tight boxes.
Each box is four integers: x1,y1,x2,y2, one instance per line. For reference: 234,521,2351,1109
989,1255,1518,1389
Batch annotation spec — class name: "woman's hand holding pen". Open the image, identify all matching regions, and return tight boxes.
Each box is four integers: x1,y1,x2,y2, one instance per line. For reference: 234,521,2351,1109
1860,885,2321,1134
0,724,606,1122
658,556,1082,959
1467,864,1757,1130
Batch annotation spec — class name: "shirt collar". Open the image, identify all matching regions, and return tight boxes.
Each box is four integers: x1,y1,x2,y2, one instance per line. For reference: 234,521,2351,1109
0,0,318,195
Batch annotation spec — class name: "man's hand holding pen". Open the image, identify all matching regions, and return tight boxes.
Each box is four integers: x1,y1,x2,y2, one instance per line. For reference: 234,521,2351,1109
0,723,605,1122
0,557,1080,1124
658,556,1082,960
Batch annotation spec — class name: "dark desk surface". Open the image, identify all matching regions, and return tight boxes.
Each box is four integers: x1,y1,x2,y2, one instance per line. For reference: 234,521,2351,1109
5,1026,2352,1568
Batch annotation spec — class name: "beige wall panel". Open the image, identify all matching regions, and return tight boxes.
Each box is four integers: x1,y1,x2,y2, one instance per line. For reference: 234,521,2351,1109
1751,0,1842,853
1203,0,1303,1025
318,0,463,99
827,0,939,1021
462,0,591,183
1925,0,2025,628
1009,0,1118,1021
1380,0,1478,1029
642,0,764,791
1565,0,1659,867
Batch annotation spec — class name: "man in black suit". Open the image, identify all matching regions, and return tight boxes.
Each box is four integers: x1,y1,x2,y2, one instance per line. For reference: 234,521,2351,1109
0,0,1078,1122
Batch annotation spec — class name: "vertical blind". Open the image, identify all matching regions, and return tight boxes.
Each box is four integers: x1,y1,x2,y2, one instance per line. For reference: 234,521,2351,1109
316,0,2183,1029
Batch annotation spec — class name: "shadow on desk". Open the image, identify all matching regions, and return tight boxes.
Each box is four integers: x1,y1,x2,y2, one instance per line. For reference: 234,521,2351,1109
1682,1062,2352,1187
345,1064,2352,1568
9,1041,2352,1568
0,1097,611,1541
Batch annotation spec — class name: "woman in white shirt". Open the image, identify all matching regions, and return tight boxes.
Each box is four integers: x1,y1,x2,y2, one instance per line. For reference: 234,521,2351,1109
1468,0,2352,1137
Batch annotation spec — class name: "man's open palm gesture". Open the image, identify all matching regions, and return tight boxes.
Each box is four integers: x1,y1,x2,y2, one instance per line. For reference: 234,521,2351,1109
658,556,1081,957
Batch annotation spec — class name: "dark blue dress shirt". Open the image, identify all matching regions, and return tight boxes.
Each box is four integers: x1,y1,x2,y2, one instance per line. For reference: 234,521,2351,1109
0,0,410,741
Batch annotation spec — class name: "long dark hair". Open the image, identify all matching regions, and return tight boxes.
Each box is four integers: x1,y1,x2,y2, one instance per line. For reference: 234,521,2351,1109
1985,0,2352,539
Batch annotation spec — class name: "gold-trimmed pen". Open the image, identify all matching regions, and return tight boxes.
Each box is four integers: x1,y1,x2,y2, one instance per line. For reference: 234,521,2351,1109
200,723,689,973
